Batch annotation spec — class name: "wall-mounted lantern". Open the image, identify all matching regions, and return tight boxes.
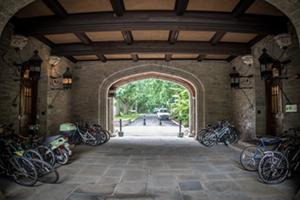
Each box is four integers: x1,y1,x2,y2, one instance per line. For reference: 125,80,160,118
63,67,72,90
229,67,253,89
49,56,72,90
26,50,43,81
258,34,292,81
229,67,240,89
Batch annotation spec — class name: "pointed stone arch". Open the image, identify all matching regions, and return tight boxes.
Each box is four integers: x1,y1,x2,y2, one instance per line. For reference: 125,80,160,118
98,64,205,135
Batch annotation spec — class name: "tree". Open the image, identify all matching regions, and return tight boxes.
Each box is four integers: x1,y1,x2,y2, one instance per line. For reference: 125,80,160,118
114,79,190,126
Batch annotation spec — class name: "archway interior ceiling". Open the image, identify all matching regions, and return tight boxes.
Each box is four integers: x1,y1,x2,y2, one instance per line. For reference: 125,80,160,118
110,72,196,97
12,0,289,64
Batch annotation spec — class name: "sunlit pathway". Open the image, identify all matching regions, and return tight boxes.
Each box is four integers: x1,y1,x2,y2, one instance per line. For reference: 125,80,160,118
1,137,298,200
121,114,188,137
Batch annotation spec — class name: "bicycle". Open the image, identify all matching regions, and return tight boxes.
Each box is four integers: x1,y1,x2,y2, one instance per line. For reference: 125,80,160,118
60,122,102,146
258,132,300,184
0,139,38,186
240,137,284,171
198,121,239,147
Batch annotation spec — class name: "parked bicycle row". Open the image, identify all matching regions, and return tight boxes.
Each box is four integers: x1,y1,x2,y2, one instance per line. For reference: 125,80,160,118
196,120,240,147
0,121,110,186
240,127,300,184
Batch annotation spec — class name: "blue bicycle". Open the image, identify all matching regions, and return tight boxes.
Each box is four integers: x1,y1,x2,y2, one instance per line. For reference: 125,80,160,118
240,137,284,171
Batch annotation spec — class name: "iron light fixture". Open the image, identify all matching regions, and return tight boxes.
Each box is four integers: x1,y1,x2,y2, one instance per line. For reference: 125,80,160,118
13,50,43,81
28,50,43,80
229,67,253,89
258,48,291,81
49,56,72,90
63,67,72,90
258,34,292,81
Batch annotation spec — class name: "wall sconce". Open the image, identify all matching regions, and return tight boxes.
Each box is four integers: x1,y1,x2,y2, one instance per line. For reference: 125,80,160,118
229,67,253,89
49,56,72,90
258,34,292,81
13,50,43,81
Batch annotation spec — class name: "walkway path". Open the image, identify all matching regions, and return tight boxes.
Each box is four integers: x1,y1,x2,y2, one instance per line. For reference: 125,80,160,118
122,114,187,137
1,137,298,200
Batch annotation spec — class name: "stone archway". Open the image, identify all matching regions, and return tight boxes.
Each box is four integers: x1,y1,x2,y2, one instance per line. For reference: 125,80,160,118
98,64,205,135
0,0,300,46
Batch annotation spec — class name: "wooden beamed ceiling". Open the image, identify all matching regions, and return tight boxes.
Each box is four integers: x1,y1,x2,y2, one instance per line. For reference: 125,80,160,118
13,0,288,63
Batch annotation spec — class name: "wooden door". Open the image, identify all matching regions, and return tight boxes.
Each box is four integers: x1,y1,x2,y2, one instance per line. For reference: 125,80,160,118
265,81,283,136
19,67,38,134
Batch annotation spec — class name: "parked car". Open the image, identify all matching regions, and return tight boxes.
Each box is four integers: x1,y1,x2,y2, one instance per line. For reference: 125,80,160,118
157,108,170,120
153,108,160,113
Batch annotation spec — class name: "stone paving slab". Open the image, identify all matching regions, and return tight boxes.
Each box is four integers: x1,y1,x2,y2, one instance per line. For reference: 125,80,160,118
0,136,298,200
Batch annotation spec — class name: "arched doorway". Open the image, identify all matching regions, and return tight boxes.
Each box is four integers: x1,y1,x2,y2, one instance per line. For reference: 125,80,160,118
98,64,205,136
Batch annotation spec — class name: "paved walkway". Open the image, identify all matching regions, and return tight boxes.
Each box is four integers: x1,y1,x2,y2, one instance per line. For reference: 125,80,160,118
121,114,188,137
1,137,299,200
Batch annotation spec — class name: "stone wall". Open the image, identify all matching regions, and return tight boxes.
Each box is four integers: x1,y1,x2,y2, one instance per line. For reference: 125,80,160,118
71,60,233,131
231,29,300,139
231,57,256,140
252,33,300,135
0,23,73,135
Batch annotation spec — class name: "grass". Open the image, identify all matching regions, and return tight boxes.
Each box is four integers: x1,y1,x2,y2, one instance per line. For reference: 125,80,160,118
114,113,140,121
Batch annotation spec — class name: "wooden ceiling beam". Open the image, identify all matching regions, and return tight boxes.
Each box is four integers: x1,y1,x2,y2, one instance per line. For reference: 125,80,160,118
41,0,68,18
97,54,107,62
197,54,206,62
132,54,139,62
34,35,55,48
248,34,267,46
65,56,77,63
51,41,251,56
168,30,179,44
110,0,125,16
175,0,189,16
74,32,91,44
210,31,226,45
165,54,172,62
232,0,256,18
227,55,237,62
15,11,288,35
121,31,134,45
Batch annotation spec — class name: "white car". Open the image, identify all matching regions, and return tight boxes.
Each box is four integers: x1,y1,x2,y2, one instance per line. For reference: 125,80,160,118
157,108,170,120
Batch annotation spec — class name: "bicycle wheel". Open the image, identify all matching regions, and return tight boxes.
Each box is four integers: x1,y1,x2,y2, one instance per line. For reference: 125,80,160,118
11,156,38,186
227,127,239,144
196,129,206,142
240,146,264,171
97,131,107,145
24,149,43,161
201,132,217,147
85,133,99,146
37,146,56,166
103,130,110,143
258,151,289,184
54,148,69,165
30,159,59,183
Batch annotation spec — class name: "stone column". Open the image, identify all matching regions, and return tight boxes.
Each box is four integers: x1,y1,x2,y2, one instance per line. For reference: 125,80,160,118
107,97,114,133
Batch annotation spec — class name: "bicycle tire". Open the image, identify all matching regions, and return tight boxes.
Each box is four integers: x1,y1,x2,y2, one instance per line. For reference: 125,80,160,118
201,132,217,147
29,159,59,183
37,145,56,166
54,148,69,165
24,149,43,161
103,130,110,143
240,146,264,171
11,156,38,186
258,151,289,184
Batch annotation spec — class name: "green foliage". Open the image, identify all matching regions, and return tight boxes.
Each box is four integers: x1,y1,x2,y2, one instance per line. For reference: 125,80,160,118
114,79,189,125
114,113,140,121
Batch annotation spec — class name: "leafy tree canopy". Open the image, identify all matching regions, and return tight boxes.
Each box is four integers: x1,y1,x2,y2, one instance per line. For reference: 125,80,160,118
115,79,189,125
